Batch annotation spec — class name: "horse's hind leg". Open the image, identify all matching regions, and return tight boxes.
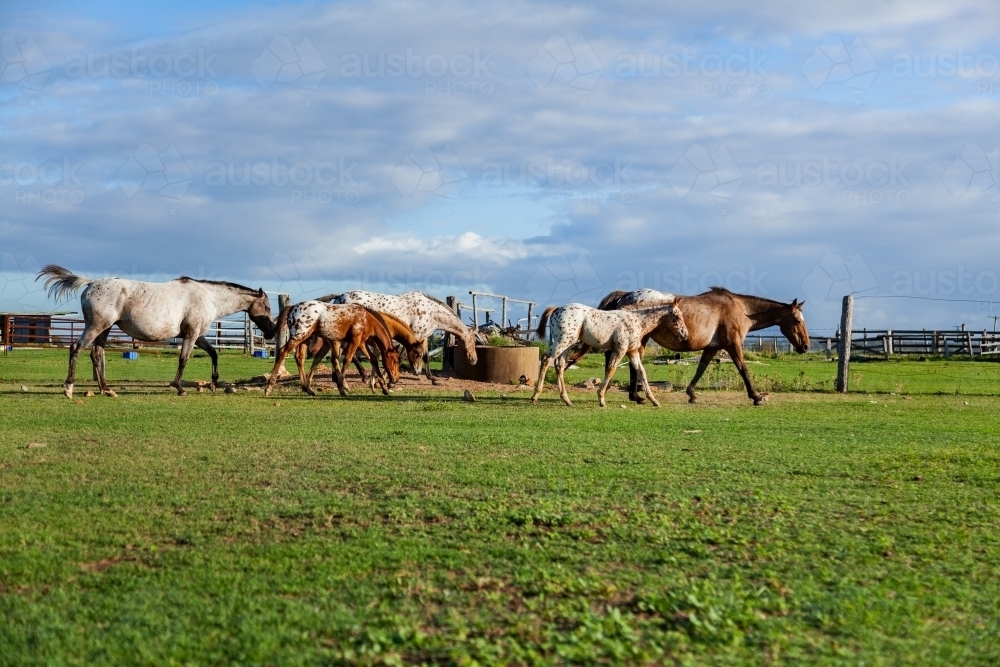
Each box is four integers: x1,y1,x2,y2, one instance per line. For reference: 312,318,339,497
555,356,573,407
598,350,626,408
194,336,220,391
530,355,554,404
90,328,116,397
295,341,316,396
307,339,331,387
686,348,718,404
727,343,768,406
171,335,197,396
65,326,103,399
630,350,659,407
336,337,365,397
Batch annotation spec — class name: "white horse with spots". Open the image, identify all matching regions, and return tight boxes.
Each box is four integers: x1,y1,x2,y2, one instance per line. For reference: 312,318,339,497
531,302,688,407
38,265,275,398
319,291,480,383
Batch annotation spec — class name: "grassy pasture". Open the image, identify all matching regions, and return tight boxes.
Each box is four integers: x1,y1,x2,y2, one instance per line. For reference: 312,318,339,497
1,349,999,665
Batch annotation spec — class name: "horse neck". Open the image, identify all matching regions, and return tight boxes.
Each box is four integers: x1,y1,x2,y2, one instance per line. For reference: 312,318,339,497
206,285,258,319
430,300,475,346
370,318,394,353
738,295,788,331
632,308,675,336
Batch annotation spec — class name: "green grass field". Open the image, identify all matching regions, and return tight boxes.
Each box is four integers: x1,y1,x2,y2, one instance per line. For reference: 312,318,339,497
2,350,999,665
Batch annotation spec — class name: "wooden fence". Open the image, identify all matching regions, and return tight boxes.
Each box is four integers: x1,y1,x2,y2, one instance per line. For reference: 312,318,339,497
815,329,1000,359
2,313,270,354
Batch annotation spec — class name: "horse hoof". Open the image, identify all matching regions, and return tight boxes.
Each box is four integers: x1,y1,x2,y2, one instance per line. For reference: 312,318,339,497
64,389,73,399
209,384,217,394
105,390,118,398
753,393,770,406
177,390,187,397
688,397,697,404
302,387,316,397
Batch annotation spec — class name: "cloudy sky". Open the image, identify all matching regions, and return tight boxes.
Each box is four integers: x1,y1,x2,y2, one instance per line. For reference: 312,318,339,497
2,0,999,332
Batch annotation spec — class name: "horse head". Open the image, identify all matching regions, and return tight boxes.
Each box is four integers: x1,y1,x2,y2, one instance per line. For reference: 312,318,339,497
247,288,276,339
383,347,401,383
404,344,423,374
779,299,810,353
462,329,480,365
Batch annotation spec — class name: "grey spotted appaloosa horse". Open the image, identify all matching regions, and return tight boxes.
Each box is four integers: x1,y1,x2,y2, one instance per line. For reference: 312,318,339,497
38,265,275,398
531,302,688,407
319,290,480,383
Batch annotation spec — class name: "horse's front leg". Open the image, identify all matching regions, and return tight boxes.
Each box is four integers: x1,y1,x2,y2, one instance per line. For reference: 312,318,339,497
194,336,220,392
630,350,659,407
171,334,197,396
294,341,315,396
264,336,302,396
598,350,626,408
423,340,439,385
727,343,768,406
686,348,718,404
336,338,364,397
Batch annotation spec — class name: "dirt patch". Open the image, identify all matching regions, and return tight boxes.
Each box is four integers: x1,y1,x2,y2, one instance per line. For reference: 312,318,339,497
80,555,131,573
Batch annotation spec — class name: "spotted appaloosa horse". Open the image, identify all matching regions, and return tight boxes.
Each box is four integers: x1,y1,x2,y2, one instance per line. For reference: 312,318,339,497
265,301,400,398
580,287,810,406
320,291,479,383
38,265,275,398
531,302,688,407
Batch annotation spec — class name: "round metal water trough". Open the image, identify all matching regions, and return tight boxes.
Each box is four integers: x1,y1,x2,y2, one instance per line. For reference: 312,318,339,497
455,345,539,384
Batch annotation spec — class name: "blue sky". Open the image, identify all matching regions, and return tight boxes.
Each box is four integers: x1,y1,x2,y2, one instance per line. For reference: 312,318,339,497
2,0,999,332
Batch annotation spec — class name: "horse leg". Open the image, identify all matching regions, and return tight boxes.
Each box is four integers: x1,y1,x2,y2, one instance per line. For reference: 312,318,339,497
555,355,573,407
64,326,103,399
598,350,626,408
337,338,364,397
90,328,116,397
531,355,554,404
295,341,316,396
728,343,768,406
686,348,718,404
194,336,220,392
307,339,331,387
264,335,303,396
422,340,439,385
362,343,390,395
630,350,659,407
170,335,197,396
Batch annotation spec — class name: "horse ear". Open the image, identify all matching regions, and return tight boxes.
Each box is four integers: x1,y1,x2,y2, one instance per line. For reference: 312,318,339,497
258,288,264,297
791,298,799,308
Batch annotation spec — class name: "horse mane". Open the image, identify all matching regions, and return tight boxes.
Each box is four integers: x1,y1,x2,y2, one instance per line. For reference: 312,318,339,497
420,292,451,309
708,286,788,308
177,276,260,295
316,292,341,303
597,290,629,310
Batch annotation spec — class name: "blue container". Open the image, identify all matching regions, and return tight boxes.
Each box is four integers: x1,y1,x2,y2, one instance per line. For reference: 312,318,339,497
252,349,269,359
122,351,139,360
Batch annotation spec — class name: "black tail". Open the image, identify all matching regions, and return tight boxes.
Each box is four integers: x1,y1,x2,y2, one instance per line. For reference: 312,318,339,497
597,290,629,311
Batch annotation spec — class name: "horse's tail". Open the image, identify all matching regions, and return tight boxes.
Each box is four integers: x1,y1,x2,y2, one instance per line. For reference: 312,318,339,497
536,306,558,339
36,265,94,302
597,290,628,311
275,304,294,343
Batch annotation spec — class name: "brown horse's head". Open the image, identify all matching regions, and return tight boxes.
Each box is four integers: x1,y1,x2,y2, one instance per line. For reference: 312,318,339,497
248,288,275,339
780,299,810,353
383,347,401,383
404,344,423,374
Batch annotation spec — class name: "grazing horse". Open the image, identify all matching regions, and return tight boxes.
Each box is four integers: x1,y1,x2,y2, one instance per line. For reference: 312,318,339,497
38,265,275,398
580,287,809,406
319,291,479,383
531,302,688,407
265,301,400,398
307,310,423,386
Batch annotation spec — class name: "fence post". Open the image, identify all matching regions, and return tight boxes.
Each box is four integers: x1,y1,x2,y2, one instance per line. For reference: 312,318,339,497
501,297,507,329
836,294,853,393
471,293,478,330
526,302,534,341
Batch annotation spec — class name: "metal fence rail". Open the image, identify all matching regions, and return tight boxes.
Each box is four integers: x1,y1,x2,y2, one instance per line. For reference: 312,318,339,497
815,329,1000,359
2,314,269,354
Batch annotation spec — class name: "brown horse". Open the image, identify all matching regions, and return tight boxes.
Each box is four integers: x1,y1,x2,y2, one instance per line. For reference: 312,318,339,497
571,287,809,406
265,301,400,398
310,310,423,388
